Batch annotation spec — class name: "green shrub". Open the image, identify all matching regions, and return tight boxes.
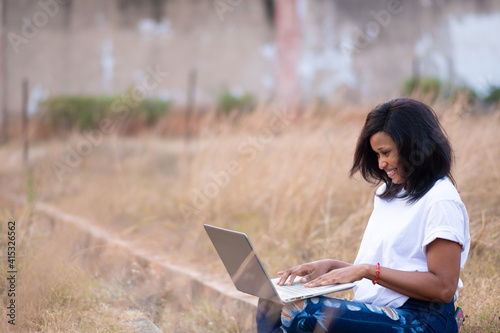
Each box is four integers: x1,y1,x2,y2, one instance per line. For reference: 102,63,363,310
484,86,500,104
402,77,477,105
402,77,447,101
217,90,256,115
37,95,171,132
40,96,114,130
132,99,171,126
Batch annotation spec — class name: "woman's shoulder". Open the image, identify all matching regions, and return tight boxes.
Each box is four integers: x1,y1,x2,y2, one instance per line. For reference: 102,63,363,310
375,182,387,195
374,178,463,205
425,177,462,203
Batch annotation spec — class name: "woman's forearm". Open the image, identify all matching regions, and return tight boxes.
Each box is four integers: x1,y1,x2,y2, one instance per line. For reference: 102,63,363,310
361,264,457,303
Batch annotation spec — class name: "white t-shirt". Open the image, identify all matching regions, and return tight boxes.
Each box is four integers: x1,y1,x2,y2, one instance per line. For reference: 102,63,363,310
352,177,470,308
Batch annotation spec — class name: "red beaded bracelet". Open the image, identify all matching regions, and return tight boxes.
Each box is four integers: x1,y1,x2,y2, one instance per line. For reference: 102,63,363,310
373,262,380,284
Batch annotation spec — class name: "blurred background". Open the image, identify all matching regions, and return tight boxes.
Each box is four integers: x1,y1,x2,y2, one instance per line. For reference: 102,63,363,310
2,0,500,127
0,0,499,332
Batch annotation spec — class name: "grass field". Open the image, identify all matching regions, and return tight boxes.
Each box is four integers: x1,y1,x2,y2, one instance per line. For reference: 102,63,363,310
0,96,499,331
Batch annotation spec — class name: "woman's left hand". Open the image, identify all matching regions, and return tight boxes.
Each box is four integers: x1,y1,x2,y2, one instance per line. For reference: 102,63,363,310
304,264,367,287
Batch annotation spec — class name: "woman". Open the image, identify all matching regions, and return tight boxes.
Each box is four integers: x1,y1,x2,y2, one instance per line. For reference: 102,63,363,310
256,98,470,332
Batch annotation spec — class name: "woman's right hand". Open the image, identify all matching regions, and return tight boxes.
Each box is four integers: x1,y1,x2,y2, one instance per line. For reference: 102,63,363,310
276,259,340,286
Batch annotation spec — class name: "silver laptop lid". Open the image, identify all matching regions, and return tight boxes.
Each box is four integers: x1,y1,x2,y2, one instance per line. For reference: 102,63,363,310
204,224,280,303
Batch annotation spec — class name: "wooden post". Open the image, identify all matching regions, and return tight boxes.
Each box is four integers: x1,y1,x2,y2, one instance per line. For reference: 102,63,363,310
22,79,28,164
185,68,197,140
0,0,6,143
182,69,197,188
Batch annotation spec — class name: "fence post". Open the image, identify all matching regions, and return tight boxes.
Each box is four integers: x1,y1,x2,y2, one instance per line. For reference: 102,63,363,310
185,68,197,140
22,79,29,164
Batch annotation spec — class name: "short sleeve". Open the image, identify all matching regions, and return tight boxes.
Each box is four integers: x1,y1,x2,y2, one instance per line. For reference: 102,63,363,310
422,199,469,252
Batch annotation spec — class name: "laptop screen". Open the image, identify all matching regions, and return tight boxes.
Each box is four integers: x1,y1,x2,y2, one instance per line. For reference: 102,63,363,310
204,224,280,302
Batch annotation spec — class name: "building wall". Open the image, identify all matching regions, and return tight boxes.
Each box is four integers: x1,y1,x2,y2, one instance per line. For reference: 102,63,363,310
4,0,274,114
298,0,500,100
3,0,500,115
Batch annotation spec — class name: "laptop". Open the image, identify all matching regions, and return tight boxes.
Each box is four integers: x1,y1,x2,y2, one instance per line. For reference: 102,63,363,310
204,224,355,304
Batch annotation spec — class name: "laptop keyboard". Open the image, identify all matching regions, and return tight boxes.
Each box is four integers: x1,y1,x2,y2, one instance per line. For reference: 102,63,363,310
271,278,337,300
276,284,312,297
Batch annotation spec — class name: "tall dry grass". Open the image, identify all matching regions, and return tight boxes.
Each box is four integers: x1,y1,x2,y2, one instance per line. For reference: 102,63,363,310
0,202,152,332
1,96,499,331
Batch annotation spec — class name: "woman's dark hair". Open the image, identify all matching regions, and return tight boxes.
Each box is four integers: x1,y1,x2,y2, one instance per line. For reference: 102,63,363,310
350,98,455,203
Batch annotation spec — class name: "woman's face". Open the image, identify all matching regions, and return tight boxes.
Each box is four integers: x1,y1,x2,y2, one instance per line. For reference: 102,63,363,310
369,131,404,184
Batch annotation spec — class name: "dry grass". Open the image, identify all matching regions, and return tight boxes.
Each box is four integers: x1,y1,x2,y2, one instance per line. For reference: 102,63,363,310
0,96,499,331
159,297,246,333
0,203,153,332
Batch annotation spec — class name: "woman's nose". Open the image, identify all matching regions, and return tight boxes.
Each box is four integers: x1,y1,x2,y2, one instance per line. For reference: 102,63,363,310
378,158,387,170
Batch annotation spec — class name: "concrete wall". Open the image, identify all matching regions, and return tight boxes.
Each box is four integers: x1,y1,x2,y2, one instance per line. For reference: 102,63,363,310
3,0,500,115
4,0,274,114
300,0,500,100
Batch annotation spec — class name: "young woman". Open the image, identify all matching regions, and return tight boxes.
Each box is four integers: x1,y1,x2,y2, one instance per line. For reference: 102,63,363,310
256,98,470,333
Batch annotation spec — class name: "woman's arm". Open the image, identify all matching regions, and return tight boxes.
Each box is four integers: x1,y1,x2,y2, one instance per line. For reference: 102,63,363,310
304,238,462,303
